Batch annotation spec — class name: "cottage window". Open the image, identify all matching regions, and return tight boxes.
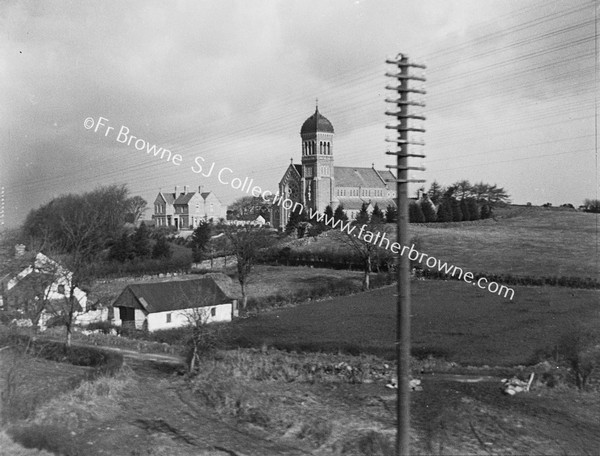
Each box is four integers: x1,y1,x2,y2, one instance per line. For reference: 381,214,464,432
166,313,171,323
57,284,65,294
211,307,216,317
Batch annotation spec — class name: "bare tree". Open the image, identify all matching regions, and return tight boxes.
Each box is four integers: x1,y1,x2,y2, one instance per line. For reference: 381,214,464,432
340,218,392,291
224,225,270,309
126,195,148,224
171,282,230,372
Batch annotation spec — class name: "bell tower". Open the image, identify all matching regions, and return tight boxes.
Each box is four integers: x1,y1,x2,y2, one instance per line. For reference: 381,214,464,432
300,101,335,213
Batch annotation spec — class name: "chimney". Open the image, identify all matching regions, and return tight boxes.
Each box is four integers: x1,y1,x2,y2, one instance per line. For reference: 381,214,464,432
174,185,178,195
183,185,188,194
198,185,204,194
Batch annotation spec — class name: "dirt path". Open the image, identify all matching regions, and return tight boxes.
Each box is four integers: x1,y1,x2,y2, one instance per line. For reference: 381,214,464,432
69,357,311,456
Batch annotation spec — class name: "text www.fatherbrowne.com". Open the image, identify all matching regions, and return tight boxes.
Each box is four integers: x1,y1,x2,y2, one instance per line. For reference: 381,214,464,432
307,207,515,301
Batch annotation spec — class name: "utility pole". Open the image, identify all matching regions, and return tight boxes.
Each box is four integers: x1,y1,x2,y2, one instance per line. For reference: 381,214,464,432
385,53,426,456
0,186,5,231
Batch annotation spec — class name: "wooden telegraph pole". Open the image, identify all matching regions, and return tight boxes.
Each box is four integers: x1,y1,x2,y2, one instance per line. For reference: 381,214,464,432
385,53,426,456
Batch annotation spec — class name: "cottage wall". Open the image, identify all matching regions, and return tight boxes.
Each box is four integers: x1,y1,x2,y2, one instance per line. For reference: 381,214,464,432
146,303,232,332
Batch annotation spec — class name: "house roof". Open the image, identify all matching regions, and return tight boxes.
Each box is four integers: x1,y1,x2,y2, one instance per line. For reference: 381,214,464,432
161,192,176,204
174,192,197,205
334,167,395,188
112,275,237,313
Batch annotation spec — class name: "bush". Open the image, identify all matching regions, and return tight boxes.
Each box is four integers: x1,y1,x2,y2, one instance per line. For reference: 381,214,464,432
556,327,600,389
8,424,77,456
298,418,333,447
85,321,119,334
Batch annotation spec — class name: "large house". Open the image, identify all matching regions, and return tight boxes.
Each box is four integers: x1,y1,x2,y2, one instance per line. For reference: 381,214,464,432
273,105,397,228
153,186,226,229
111,274,239,332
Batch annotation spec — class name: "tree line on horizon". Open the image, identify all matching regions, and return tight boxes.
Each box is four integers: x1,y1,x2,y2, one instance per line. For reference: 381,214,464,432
284,179,510,236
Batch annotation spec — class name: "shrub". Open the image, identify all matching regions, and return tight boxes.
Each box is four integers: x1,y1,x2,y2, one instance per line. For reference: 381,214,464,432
8,424,77,456
85,321,118,334
298,418,333,447
556,327,600,389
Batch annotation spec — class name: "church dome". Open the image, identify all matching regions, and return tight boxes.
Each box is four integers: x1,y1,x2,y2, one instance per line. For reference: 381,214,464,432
301,107,334,134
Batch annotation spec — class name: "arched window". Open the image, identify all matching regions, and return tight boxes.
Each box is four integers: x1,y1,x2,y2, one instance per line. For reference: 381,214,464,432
327,143,331,155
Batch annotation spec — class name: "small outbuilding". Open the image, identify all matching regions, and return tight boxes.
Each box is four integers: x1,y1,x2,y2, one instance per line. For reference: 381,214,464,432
111,274,238,332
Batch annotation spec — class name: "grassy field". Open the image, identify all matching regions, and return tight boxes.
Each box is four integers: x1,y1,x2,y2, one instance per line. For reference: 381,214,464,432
285,206,599,280
90,265,370,307
0,351,91,422
227,280,600,366
411,206,599,279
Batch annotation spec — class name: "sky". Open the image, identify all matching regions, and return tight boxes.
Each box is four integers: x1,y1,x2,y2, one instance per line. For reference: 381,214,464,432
1,0,598,229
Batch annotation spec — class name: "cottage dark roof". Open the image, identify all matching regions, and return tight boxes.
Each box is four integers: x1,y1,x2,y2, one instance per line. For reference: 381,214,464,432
334,167,395,188
112,276,236,313
300,107,334,134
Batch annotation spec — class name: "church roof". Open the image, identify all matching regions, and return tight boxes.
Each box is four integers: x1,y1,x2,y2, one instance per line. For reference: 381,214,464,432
301,107,334,134
334,166,395,188
337,198,397,210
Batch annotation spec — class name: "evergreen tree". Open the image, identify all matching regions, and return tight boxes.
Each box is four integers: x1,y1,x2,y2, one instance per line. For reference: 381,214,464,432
356,203,370,224
420,200,437,222
460,199,471,221
428,181,444,205
467,198,480,221
370,203,384,224
131,222,151,259
480,204,491,219
109,232,134,263
437,199,453,222
385,204,397,223
409,201,425,223
321,205,334,230
152,235,172,259
451,198,463,222
333,204,349,222
285,208,307,237
190,222,212,262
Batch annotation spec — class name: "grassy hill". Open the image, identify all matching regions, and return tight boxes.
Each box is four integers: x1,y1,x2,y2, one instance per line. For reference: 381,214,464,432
410,206,598,279
284,206,598,280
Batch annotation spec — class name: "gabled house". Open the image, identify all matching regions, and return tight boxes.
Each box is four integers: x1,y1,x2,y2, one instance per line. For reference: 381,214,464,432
111,274,239,332
153,186,227,229
0,252,102,329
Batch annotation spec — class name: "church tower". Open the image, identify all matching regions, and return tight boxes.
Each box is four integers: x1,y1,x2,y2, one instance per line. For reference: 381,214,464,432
300,103,335,213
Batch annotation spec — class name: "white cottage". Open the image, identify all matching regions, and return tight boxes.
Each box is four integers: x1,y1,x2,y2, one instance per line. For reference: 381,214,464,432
111,275,238,332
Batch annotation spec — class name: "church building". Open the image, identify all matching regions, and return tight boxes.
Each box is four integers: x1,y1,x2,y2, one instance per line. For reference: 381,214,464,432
273,105,397,229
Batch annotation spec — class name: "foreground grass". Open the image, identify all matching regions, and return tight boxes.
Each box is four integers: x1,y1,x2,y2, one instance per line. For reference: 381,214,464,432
227,280,600,366
0,431,53,456
5,370,135,455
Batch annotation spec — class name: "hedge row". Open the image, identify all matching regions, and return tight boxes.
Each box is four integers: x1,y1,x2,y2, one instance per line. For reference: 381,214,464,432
257,247,396,272
417,268,600,290
6,333,123,375
88,257,192,279
246,272,396,311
